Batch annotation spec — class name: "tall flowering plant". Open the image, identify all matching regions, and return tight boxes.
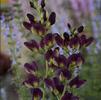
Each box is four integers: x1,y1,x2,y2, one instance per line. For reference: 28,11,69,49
23,0,94,100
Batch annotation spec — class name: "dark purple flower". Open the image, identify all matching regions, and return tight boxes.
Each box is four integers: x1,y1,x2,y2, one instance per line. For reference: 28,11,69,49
69,75,86,88
61,92,79,100
23,21,32,30
41,0,45,8
40,33,54,48
31,88,43,100
42,9,47,22
53,77,64,94
77,26,84,33
44,78,54,91
49,12,56,25
63,32,70,46
24,61,38,74
27,13,35,23
32,22,46,34
85,37,94,47
45,77,64,94
79,35,94,47
56,68,71,80
45,49,54,61
69,36,80,49
67,53,84,67
54,33,64,47
55,55,67,68
53,47,60,57
67,23,71,29
23,74,39,88
79,35,86,47
24,39,39,51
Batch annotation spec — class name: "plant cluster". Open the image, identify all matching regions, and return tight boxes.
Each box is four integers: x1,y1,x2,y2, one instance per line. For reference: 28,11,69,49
23,0,94,100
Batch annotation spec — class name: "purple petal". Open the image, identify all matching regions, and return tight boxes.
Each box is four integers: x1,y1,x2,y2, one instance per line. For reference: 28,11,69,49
77,26,84,33
61,92,79,100
23,22,32,30
49,12,56,25
27,13,35,23
54,33,64,46
31,88,43,99
69,75,86,88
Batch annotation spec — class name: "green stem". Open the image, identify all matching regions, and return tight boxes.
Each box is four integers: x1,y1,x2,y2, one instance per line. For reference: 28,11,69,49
60,81,67,99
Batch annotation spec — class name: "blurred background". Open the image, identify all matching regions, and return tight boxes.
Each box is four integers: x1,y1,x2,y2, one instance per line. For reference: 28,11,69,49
0,0,101,100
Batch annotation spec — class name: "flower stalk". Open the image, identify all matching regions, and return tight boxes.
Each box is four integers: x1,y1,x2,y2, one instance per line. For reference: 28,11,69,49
22,0,94,100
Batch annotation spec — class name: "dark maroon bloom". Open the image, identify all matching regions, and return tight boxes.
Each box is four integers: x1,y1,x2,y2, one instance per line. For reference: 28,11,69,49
24,39,39,51
45,77,64,93
63,32,70,46
40,33,54,48
30,1,36,9
54,33,64,46
41,0,45,8
24,61,38,73
79,35,94,47
53,77,64,93
45,49,54,61
61,92,79,100
31,88,43,100
69,36,80,49
56,68,71,80
63,32,69,40
23,22,32,30
42,9,47,22
27,13,35,23
53,47,60,57
44,78,54,90
69,75,86,88
23,74,39,88
67,23,71,29
79,35,86,47
49,12,56,25
55,55,67,68
67,53,84,67
85,37,94,47
32,22,46,34
77,26,84,33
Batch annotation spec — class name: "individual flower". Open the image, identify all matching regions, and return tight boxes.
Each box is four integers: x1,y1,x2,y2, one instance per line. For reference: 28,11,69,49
61,92,79,100
24,39,39,51
45,49,55,61
69,35,80,49
49,12,56,25
45,49,58,67
31,88,43,100
40,33,54,49
44,77,64,94
85,37,94,47
42,8,47,22
55,55,67,68
77,25,84,33
23,14,47,35
67,53,84,67
24,61,38,74
69,75,86,88
27,13,35,23
23,74,39,88
63,32,70,47
79,35,94,47
54,33,64,47
56,68,71,80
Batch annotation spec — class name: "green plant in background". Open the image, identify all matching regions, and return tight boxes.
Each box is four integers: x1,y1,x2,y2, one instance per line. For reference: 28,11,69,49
22,0,94,100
